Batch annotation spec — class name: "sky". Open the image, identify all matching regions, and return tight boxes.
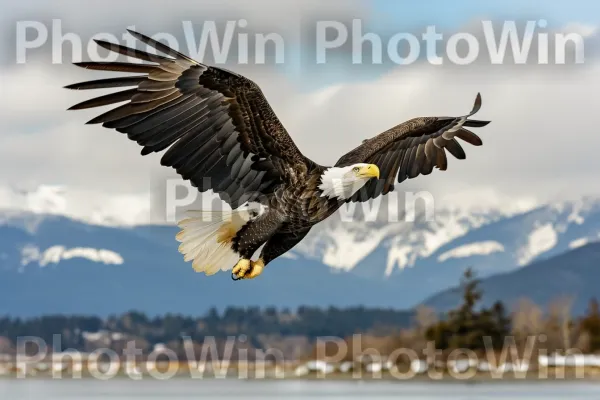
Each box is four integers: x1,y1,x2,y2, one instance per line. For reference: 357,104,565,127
1,0,600,224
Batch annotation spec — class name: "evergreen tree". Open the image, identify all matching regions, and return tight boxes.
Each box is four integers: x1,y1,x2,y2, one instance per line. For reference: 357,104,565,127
447,268,483,350
426,268,511,351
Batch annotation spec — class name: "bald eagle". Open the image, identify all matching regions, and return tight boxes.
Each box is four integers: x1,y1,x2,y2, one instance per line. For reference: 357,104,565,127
66,30,490,280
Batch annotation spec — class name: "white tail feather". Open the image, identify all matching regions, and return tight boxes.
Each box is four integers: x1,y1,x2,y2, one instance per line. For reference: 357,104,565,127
176,203,266,275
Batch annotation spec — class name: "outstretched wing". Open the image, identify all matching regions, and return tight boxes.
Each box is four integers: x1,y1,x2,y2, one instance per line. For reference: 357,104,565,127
66,30,313,207
335,94,490,202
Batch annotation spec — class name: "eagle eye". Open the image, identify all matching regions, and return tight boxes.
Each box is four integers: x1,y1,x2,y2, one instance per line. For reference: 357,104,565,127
353,167,360,173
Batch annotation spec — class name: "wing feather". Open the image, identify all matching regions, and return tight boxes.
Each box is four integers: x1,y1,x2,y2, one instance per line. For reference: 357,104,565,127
339,94,490,202
445,138,466,160
66,30,314,207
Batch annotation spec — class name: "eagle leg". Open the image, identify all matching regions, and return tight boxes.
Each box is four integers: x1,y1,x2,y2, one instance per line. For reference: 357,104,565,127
231,258,265,281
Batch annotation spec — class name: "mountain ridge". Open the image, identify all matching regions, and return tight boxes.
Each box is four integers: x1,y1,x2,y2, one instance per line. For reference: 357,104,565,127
1,194,600,316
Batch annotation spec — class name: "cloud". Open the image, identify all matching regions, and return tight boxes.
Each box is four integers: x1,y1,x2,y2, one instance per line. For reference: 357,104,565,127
0,185,151,225
561,22,598,38
1,2,599,223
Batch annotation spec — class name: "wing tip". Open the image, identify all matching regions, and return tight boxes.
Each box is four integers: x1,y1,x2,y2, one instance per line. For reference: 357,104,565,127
72,62,88,69
126,29,145,41
92,39,113,53
469,92,482,116
85,116,104,124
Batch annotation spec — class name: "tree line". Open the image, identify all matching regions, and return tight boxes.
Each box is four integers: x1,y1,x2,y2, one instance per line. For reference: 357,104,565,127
0,306,413,352
1,268,599,356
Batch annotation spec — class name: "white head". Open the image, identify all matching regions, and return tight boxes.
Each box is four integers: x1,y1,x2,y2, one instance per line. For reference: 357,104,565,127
318,163,380,200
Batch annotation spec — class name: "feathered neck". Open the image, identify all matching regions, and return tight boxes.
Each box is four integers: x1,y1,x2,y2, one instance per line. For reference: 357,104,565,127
318,166,370,200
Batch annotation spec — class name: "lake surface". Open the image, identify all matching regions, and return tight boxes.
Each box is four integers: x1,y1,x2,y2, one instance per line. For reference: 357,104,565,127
1,379,600,399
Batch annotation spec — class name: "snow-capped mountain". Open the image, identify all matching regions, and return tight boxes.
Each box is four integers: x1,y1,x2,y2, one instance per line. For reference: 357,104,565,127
298,197,600,274
285,196,600,304
2,185,600,315
294,202,528,274
0,212,406,317
2,186,600,279
390,197,600,304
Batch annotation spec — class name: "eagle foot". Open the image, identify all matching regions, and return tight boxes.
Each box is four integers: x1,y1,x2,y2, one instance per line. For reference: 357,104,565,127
231,259,265,281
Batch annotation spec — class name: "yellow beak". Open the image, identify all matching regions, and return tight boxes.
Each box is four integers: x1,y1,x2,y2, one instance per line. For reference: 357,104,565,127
358,164,380,179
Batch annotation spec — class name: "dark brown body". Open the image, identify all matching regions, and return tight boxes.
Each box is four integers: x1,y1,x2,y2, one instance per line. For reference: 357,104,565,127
232,166,345,265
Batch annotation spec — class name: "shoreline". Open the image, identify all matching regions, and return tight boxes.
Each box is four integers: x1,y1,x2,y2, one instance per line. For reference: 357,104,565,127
1,370,599,382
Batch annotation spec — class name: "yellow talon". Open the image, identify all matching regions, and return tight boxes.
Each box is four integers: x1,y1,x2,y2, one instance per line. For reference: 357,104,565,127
232,259,251,280
246,259,265,280
232,259,265,280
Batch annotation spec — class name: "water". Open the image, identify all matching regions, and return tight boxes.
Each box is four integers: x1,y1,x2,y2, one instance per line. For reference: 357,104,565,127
1,379,599,399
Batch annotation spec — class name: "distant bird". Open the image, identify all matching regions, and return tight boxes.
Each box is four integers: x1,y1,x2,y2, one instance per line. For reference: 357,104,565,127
66,30,490,281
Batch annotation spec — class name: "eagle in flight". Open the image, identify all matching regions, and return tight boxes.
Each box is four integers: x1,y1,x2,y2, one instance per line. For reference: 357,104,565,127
66,30,490,281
